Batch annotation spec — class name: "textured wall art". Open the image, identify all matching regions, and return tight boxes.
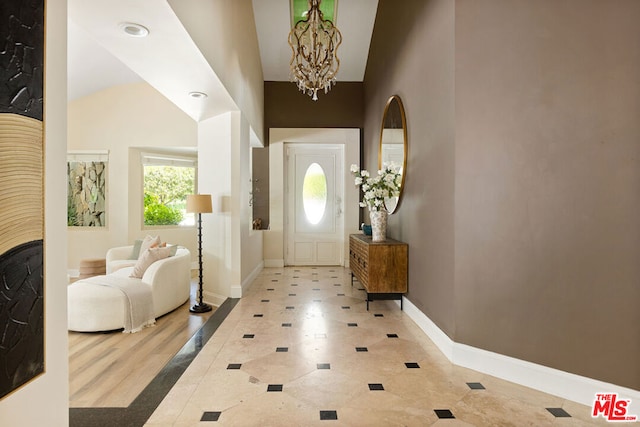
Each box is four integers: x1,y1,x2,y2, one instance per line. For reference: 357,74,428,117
0,0,45,399
67,159,107,227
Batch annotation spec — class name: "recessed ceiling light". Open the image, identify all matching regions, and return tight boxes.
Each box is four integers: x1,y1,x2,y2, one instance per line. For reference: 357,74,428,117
120,22,149,37
189,91,208,99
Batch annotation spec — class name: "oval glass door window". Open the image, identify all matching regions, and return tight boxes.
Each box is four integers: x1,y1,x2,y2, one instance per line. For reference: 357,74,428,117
302,163,328,225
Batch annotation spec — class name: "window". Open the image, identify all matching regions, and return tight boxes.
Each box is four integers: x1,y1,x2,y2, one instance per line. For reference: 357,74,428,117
142,153,196,226
302,162,327,225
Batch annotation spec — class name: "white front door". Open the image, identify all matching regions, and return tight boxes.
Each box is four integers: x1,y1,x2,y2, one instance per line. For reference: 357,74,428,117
286,144,344,265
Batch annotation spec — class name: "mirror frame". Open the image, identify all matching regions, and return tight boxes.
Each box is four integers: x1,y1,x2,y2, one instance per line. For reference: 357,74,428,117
378,95,408,214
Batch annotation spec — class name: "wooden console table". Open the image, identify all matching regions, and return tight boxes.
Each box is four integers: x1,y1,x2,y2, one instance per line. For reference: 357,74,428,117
349,234,408,310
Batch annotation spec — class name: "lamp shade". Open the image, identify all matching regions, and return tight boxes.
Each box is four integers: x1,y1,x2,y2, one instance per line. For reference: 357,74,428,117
186,194,212,214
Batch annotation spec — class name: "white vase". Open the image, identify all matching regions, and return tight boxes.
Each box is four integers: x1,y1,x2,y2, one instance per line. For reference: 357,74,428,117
370,210,388,242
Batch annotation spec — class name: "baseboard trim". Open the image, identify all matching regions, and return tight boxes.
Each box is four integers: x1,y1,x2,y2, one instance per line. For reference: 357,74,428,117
229,285,242,299
202,291,226,308
264,259,284,268
401,297,640,407
239,261,264,296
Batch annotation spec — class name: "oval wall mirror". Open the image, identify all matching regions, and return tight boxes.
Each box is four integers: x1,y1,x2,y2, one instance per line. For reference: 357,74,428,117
378,95,407,214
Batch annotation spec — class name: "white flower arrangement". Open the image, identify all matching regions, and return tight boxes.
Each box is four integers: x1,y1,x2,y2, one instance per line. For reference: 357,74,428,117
350,162,402,212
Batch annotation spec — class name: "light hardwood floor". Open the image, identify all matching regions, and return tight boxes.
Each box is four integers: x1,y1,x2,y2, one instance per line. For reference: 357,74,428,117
69,292,214,408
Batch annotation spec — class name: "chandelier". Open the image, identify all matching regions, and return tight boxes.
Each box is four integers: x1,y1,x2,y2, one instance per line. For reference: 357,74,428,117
288,0,342,101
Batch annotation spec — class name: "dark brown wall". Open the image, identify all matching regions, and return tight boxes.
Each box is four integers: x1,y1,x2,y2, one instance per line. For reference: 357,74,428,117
264,81,364,134
257,81,365,228
364,0,640,390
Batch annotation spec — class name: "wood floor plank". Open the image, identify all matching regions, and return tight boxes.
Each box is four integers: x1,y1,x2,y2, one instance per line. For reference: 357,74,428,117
69,299,214,408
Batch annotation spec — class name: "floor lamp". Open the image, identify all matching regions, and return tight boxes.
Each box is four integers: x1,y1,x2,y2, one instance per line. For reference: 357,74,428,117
186,194,213,313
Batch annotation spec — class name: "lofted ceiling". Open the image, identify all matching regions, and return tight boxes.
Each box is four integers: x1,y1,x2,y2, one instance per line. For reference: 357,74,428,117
67,0,378,121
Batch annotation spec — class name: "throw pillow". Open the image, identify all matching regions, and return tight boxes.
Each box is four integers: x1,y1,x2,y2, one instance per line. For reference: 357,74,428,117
129,239,143,260
138,235,161,259
130,246,172,279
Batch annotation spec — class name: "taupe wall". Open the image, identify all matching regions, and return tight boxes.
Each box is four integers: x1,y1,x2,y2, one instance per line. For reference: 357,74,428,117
364,0,457,344
364,0,640,390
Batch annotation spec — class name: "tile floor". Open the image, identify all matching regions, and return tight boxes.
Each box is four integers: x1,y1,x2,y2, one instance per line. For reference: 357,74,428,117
146,267,606,426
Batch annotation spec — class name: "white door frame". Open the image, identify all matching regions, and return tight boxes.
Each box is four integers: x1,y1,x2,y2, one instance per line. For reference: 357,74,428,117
266,128,360,268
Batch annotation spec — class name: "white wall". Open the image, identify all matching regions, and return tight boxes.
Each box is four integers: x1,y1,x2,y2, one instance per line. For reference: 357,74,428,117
67,82,199,269
197,112,263,305
0,1,69,425
239,119,264,294
198,113,234,304
168,0,265,144
266,128,361,266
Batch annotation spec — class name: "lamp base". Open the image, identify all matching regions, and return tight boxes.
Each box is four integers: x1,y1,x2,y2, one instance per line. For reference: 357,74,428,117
190,303,212,313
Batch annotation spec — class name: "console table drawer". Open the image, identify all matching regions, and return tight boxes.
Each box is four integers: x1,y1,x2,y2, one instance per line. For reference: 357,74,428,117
349,234,408,295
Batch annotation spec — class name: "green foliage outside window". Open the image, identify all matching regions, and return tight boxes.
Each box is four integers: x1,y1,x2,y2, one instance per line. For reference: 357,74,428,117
143,165,195,226
302,172,327,201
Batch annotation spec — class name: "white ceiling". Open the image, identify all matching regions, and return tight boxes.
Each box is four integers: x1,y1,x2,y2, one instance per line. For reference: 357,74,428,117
253,0,378,81
67,0,378,121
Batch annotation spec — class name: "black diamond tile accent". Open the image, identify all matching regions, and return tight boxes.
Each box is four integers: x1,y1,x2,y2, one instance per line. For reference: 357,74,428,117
293,276,299,278
201,411,221,421
348,323,358,327
276,347,288,352
271,279,278,282
317,363,331,369
291,283,298,286
368,383,384,391
334,283,341,286
467,382,485,390
282,323,292,327
546,408,571,418
227,363,242,370
267,288,274,291
337,293,345,296
320,410,338,420
286,306,295,310
275,273,281,275
405,362,420,369
356,347,368,352
387,333,399,338
253,314,263,318
358,288,365,291
313,288,320,291
341,306,351,310
434,409,455,419
267,384,283,392
374,314,384,317
242,334,254,339
261,299,270,302
332,276,338,278
289,293,296,296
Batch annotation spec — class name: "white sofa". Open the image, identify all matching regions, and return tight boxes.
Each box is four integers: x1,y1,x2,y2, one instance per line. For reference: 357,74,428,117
68,245,191,332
